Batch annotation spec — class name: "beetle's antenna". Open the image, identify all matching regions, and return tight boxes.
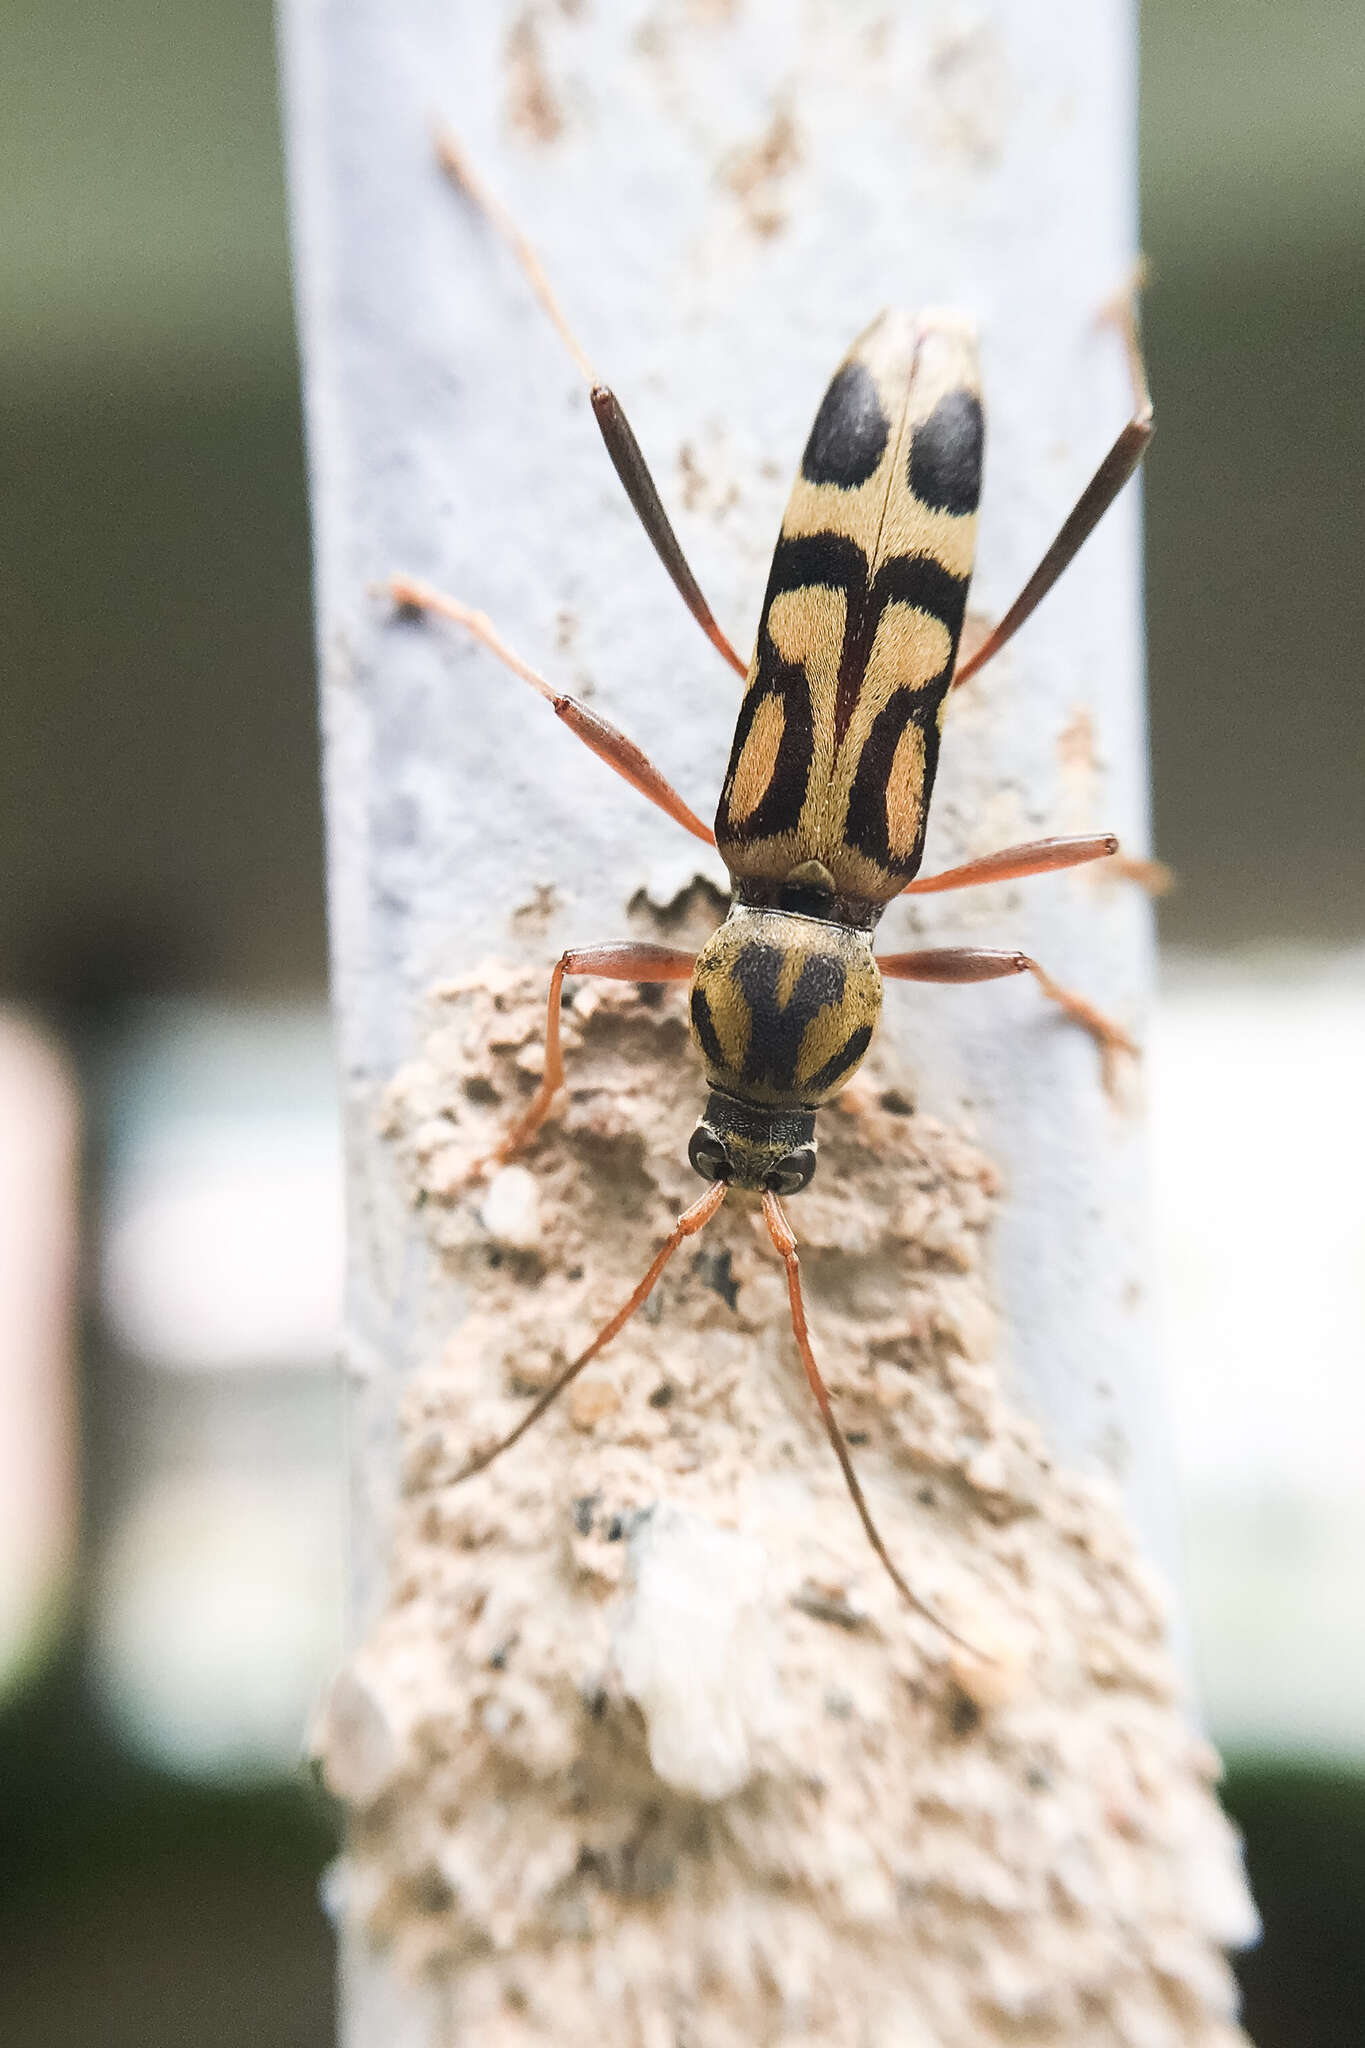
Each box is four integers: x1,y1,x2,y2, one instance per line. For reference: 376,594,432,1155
456,1179,728,1482
762,1190,982,1652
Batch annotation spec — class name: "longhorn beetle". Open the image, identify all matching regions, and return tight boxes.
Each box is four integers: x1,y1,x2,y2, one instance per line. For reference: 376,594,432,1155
388,132,1154,1641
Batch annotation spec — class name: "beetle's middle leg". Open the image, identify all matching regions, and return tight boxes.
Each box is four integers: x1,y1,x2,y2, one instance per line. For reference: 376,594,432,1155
904,833,1119,895
905,818,1169,902
386,578,715,847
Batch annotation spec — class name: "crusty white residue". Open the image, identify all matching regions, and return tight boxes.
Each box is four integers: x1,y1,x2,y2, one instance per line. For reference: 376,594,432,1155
317,961,1255,2046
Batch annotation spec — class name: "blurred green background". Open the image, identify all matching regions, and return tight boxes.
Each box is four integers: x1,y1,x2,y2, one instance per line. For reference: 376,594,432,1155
1,3,1362,2042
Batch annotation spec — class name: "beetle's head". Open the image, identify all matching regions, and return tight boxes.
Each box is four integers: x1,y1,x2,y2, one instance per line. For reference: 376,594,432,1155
688,1091,818,1195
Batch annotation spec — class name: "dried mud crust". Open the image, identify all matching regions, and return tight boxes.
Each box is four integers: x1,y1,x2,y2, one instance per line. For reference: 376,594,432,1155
321,962,1253,2048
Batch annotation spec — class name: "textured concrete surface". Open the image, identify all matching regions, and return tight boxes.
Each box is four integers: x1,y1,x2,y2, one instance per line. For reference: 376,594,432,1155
279,2,1254,2038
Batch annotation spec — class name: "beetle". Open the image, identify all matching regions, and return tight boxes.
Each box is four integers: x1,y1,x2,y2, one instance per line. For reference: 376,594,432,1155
388,132,1153,1635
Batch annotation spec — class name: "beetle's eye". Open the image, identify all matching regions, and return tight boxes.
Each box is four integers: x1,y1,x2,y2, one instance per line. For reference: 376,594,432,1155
765,1146,817,1196
688,1129,731,1183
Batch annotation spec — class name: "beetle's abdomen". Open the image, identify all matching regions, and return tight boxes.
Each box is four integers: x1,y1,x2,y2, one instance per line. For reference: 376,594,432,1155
689,907,882,1112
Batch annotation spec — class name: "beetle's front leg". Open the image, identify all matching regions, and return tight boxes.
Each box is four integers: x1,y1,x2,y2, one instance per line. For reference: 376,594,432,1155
478,942,697,1176
877,945,1137,1094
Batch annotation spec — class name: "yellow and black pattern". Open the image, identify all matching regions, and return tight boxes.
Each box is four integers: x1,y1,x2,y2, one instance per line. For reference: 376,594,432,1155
686,906,883,1190
716,311,983,908
689,908,882,1110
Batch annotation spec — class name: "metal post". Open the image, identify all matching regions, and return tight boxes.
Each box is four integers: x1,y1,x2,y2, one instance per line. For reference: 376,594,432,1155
279,4,1257,2040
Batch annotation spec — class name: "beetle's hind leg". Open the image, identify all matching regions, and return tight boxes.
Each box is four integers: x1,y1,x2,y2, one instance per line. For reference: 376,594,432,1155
432,126,748,680
951,267,1154,691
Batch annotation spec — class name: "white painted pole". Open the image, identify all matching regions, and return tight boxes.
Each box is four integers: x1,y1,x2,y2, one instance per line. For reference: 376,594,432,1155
280,5,1256,2042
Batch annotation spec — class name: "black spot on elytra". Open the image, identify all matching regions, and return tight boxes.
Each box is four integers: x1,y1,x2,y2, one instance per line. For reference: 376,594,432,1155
832,549,968,748
873,550,971,635
908,389,984,516
843,685,942,877
766,528,867,599
715,644,814,845
801,362,890,488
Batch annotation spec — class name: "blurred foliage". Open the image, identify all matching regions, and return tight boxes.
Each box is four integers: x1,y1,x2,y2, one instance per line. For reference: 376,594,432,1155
0,1648,336,2048
2,0,291,387
1142,0,1365,264
0,366,321,1002
1229,1765,1365,2048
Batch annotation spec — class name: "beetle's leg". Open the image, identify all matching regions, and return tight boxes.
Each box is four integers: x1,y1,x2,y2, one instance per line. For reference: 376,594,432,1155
479,943,697,1177
952,273,1154,689
387,579,715,847
761,1192,982,1652
906,833,1170,902
904,833,1119,894
456,1179,727,1482
434,126,748,681
877,945,1137,1092
1110,852,1174,893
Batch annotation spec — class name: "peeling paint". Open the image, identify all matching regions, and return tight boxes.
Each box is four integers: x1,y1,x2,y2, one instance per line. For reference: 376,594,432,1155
315,965,1254,2044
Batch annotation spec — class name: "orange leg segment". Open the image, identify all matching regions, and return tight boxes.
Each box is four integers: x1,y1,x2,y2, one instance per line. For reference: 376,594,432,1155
433,126,748,680
877,945,1137,1090
387,578,715,847
479,942,697,1178
904,833,1119,895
